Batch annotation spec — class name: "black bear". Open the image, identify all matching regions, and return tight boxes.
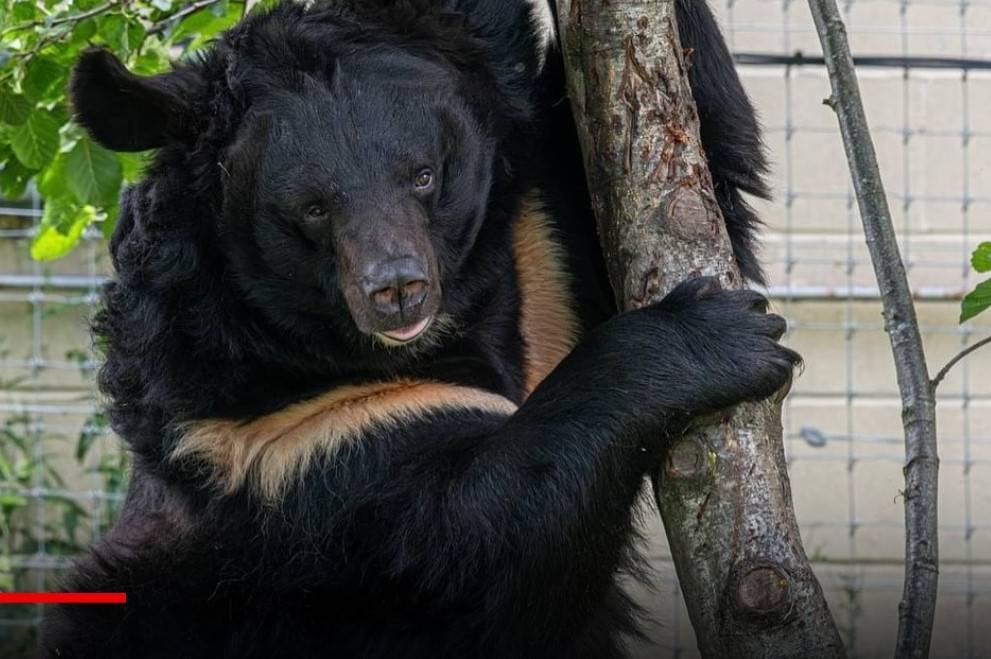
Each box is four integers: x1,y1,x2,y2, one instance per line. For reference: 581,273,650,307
41,1,796,656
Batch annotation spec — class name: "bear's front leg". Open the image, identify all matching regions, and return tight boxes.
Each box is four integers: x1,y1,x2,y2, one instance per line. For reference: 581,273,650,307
356,277,800,655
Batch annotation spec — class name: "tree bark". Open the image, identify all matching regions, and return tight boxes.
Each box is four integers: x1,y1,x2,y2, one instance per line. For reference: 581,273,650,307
808,2,939,656
553,1,845,656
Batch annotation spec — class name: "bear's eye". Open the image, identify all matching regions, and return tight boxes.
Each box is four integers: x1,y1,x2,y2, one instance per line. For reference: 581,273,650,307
413,169,434,191
305,204,328,221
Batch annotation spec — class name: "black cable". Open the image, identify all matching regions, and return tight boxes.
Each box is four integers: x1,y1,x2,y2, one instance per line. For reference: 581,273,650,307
733,50,991,70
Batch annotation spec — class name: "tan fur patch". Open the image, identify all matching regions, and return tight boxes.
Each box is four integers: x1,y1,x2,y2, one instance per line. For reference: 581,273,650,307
171,380,517,501
513,196,581,396
172,195,576,500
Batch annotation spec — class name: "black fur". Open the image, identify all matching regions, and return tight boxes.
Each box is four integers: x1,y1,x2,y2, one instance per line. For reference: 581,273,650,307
42,2,789,657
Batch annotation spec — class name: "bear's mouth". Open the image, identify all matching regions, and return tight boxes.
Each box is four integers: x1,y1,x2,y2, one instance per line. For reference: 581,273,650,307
375,315,434,347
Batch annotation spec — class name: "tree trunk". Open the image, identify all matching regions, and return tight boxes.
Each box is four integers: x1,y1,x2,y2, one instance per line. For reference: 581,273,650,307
553,1,845,655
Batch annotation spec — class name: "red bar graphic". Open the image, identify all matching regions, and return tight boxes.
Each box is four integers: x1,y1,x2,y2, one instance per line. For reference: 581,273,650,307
0,592,126,604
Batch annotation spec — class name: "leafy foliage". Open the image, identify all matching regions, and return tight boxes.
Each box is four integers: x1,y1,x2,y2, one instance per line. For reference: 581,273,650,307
0,0,257,260
962,242,991,322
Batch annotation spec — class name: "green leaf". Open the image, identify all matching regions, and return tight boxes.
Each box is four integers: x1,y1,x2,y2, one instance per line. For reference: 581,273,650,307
65,137,122,206
218,0,235,16
48,102,70,127
10,111,59,168
961,279,991,323
118,151,149,182
0,453,15,482
93,15,148,58
0,88,31,125
101,204,119,240
97,15,129,54
247,0,281,15
127,20,147,53
0,494,28,508
132,45,170,75
72,0,107,9
31,200,96,261
74,16,100,44
0,157,36,199
22,56,64,101
971,242,991,274
76,427,99,462
36,152,68,198
172,0,240,48
11,1,36,22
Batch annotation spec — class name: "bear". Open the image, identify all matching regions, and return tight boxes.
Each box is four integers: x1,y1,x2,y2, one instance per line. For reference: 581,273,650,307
40,1,797,657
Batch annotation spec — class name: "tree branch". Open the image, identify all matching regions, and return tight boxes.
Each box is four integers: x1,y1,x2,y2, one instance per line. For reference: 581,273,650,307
146,0,225,36
554,1,844,655
0,2,116,38
931,334,991,391
807,1,940,657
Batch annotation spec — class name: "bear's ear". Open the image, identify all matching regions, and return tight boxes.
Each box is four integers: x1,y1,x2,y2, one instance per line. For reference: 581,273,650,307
70,48,205,152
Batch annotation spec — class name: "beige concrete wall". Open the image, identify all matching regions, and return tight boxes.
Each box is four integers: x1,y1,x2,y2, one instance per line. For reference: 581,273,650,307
624,2,991,656
629,301,991,657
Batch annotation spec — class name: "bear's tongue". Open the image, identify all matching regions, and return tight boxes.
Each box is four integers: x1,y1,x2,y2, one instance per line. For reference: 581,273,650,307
381,316,432,343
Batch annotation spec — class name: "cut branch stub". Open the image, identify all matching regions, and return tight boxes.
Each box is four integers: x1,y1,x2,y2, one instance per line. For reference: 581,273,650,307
665,437,707,479
732,563,793,621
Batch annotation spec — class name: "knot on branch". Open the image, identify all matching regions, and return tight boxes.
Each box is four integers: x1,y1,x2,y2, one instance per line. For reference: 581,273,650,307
730,562,793,624
665,437,708,480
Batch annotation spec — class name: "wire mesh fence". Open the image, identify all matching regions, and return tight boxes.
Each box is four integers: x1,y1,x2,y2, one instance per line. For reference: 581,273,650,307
0,0,989,657
0,196,122,656
633,1,991,656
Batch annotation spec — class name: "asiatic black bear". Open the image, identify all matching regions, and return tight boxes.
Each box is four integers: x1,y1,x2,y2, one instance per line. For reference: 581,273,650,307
41,1,797,657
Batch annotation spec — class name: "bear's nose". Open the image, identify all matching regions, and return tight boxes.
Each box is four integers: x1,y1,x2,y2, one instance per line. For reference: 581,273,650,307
362,257,430,316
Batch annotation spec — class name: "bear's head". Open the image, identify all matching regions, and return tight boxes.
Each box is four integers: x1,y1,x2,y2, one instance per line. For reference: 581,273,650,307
70,1,556,387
